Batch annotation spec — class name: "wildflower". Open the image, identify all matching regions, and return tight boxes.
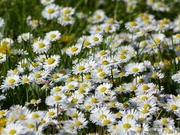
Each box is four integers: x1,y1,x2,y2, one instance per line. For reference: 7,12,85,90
65,44,82,57
72,61,89,74
40,0,55,6
42,4,60,20
1,74,20,91
45,93,66,106
43,55,60,70
89,25,104,34
117,117,137,134
44,30,61,42
91,10,106,24
17,33,33,43
31,38,51,54
0,17,4,27
89,34,103,46
2,122,26,135
27,111,45,123
172,70,180,83
57,15,75,26
124,62,146,76
60,7,75,16
0,53,6,64
72,115,88,130
96,83,112,95
20,75,32,84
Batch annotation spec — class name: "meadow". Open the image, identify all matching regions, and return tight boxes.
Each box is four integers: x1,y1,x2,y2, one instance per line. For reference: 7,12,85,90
0,0,180,134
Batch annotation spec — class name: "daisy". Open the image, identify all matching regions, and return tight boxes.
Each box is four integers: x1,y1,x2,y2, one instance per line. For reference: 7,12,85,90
20,75,32,84
72,61,89,75
0,53,6,64
96,83,112,95
31,38,51,54
43,55,60,70
72,115,88,130
67,93,84,108
57,15,75,26
1,74,20,91
76,12,87,19
26,16,41,30
101,23,117,33
0,17,4,27
27,111,45,123
65,44,82,57
46,108,58,118
91,10,106,24
125,21,139,32
124,62,146,76
45,93,66,106
172,70,180,83
77,36,92,48
17,32,33,43
2,122,26,135
60,7,75,16
117,117,137,134
29,70,49,84
44,30,61,42
89,25,104,34
41,4,60,20
40,0,55,6
89,33,103,46
0,38,14,47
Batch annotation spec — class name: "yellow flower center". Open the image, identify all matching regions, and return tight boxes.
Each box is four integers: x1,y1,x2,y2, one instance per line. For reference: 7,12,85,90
119,55,126,59
32,113,39,119
91,97,98,103
155,38,161,43
141,109,148,114
50,34,56,39
47,57,55,65
123,123,131,129
78,88,85,94
8,79,15,84
105,25,112,31
93,37,99,41
85,105,92,109
99,51,106,56
138,117,145,121
142,85,149,90
75,120,82,126
162,119,168,124
71,98,78,103
38,42,45,48
71,46,78,52
22,78,29,83
48,111,55,116
143,103,150,109
28,123,34,129
48,8,54,14
132,67,139,72
63,16,70,21
20,114,26,120
55,87,61,92
72,112,78,118
130,85,137,91
9,129,16,135
118,87,124,91
103,119,110,125
68,84,74,89
99,114,106,119
99,87,107,92
170,104,178,110
54,95,61,101
130,21,137,26
99,72,105,77
120,49,128,54
102,60,109,65
126,114,133,119
30,99,37,104
63,9,70,14
78,66,85,71
35,73,41,78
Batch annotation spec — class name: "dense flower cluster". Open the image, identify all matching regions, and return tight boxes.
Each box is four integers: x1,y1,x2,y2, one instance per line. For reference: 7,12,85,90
0,0,180,135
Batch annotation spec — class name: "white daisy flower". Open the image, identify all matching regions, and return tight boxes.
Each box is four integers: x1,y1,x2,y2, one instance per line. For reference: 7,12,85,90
1,74,20,91
65,44,82,57
61,7,75,16
57,15,75,26
40,0,55,6
31,38,51,54
44,30,61,42
43,55,60,70
89,33,103,46
17,32,33,43
42,4,60,20
0,53,6,64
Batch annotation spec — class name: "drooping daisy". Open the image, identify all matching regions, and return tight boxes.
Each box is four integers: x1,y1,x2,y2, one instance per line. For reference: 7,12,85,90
1,74,20,91
44,30,61,42
42,4,60,20
17,32,33,43
43,55,60,70
32,38,51,54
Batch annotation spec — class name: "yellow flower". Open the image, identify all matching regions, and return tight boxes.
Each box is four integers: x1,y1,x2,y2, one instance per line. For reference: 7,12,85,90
0,117,7,134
